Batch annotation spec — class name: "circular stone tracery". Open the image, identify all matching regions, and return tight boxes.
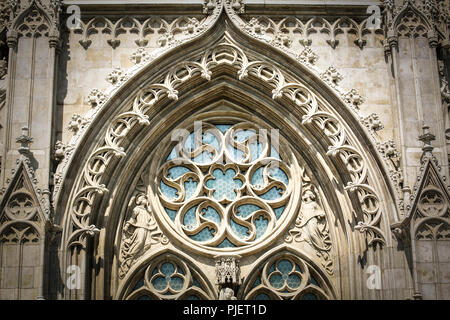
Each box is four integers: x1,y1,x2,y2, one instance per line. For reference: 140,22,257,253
155,122,300,254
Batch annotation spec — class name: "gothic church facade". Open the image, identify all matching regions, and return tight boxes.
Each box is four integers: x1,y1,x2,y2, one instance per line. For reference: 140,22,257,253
0,0,449,300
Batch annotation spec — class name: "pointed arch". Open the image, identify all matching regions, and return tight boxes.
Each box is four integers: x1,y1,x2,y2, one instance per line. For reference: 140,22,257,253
238,245,337,300
53,12,400,300
115,247,217,300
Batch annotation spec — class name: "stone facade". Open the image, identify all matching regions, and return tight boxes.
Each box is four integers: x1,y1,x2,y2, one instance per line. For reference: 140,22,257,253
0,0,449,300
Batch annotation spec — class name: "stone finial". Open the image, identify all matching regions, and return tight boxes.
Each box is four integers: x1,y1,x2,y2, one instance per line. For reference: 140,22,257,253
16,126,33,155
215,256,241,286
418,125,435,154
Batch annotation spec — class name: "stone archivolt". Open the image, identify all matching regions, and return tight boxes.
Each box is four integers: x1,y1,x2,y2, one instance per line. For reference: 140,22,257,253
62,35,389,270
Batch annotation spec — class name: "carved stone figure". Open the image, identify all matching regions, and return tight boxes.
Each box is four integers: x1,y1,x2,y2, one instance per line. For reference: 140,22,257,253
219,287,237,300
286,188,333,274
119,194,168,278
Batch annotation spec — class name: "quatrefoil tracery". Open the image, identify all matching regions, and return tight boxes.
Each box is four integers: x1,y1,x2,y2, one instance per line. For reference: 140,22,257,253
157,122,295,249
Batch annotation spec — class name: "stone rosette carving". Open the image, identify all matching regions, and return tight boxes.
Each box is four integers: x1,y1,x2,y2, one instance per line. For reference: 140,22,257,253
298,47,318,65
321,66,343,86
343,89,364,110
106,67,128,86
86,89,107,108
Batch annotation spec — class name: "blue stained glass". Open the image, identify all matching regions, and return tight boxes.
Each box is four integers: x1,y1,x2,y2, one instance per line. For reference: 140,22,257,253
230,219,250,239
202,132,220,150
167,166,191,179
166,148,178,161
301,293,318,300
228,146,245,162
165,208,177,221
184,178,198,200
133,278,144,291
286,274,301,288
216,124,231,133
278,260,293,274
234,129,257,142
160,181,178,199
183,206,197,228
268,167,288,184
269,273,283,289
138,295,151,300
153,276,168,291
161,262,175,275
254,215,268,239
186,295,200,300
270,146,281,159
201,206,221,224
217,238,236,248
251,167,264,188
250,142,263,161
274,206,285,219
255,293,270,300
206,168,243,201
268,259,302,290
252,277,262,289
193,151,215,163
259,186,284,200
170,276,184,291
267,263,276,275
236,204,261,218
190,227,215,242
193,278,201,288
309,275,319,286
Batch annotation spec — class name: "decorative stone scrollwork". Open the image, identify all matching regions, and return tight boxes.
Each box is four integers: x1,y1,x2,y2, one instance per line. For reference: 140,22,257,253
75,15,209,50
239,15,382,51
119,194,168,279
157,122,294,250
242,252,333,300
65,34,387,265
122,253,214,300
285,171,333,275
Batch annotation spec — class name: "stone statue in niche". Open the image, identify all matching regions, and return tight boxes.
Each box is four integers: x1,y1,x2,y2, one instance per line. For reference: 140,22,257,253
219,287,237,300
119,194,168,279
286,187,333,274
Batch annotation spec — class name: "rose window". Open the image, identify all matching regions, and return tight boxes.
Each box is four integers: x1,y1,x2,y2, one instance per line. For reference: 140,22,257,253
156,122,299,252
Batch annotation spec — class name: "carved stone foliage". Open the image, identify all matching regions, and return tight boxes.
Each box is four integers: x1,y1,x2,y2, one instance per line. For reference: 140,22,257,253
242,252,333,300
119,194,168,279
121,253,214,300
240,16,383,50
74,15,209,50
285,171,333,275
157,122,294,251
64,35,387,254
